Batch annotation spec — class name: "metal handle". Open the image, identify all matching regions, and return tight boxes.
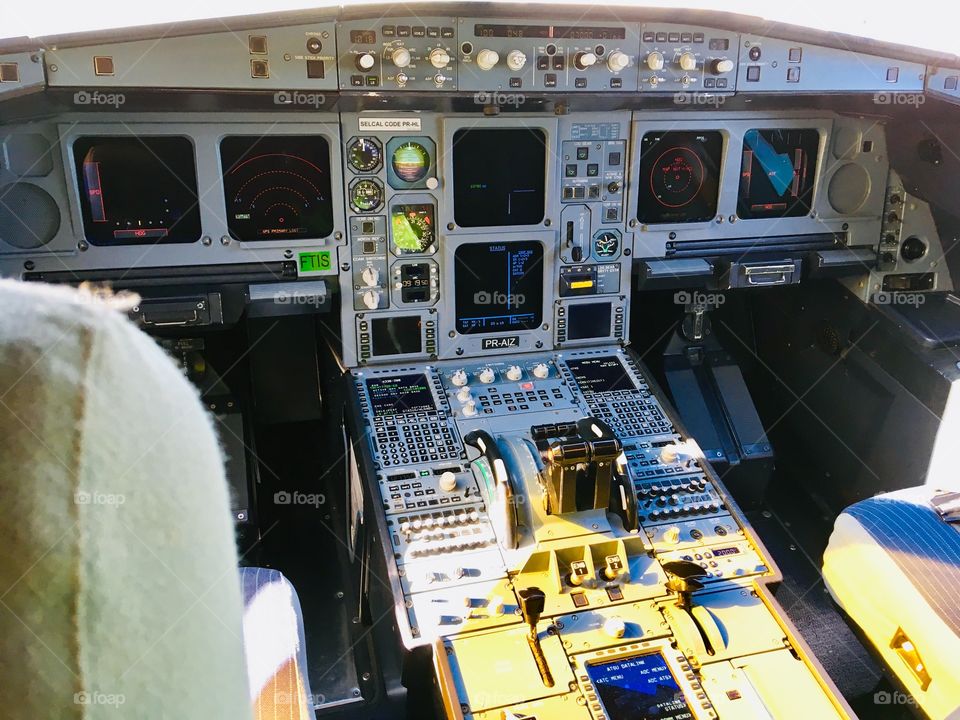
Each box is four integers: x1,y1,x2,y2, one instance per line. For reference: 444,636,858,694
743,263,797,286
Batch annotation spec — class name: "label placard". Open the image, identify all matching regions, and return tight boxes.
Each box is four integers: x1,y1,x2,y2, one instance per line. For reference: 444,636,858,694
298,250,333,274
358,117,422,132
481,336,520,350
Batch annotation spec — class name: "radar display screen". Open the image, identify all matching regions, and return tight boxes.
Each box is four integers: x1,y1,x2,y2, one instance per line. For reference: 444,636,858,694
220,136,334,241
365,373,435,415
452,128,547,227
391,203,435,254
586,653,694,720
566,356,635,393
738,128,820,219
74,136,201,245
371,316,423,356
637,131,723,224
454,241,544,334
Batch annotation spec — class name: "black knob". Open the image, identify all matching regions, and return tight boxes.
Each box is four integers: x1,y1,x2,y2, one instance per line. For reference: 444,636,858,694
607,181,621,194
518,587,546,629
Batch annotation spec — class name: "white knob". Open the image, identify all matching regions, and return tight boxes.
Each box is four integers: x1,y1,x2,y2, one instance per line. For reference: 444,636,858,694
607,51,630,72
360,266,379,286
361,290,380,310
356,52,375,71
506,50,527,71
532,363,549,379
659,443,688,463
664,526,681,545
713,58,734,74
478,367,495,384
489,595,505,616
391,47,412,68
425,177,439,190
439,471,458,492
462,400,477,417
646,51,664,71
456,386,473,403
450,369,468,387
506,365,522,381
603,616,626,639
429,47,450,69
679,52,697,71
476,49,499,70
575,51,598,70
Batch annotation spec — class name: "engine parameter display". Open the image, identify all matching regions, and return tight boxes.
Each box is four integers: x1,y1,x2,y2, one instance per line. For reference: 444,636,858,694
566,356,635,393
637,131,723,224
454,241,544,334
220,135,334,241
453,128,547,227
74,136,201,245
738,128,820,219
586,653,694,720
366,373,435,415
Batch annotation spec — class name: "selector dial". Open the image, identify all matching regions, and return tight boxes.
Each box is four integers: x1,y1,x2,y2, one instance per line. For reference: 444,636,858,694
646,51,664,71
360,266,379,287
603,616,627,639
462,400,478,417
476,49,500,70
478,367,496,384
391,47,412,68
439,471,458,492
355,52,376,71
607,50,630,72
506,365,522,381
429,47,451,69
361,289,381,310
574,51,598,70
506,50,527,71
712,58,734,74
450,369,468,387
532,363,550,379
678,52,697,71
456,386,473,403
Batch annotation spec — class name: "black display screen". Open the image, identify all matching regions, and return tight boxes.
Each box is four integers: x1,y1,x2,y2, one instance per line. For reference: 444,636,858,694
586,653,694,720
454,242,544,334
220,135,334,241
473,24,626,39
74,136,201,245
568,302,612,340
365,374,435,415
452,128,546,227
566,356,635,393
738,128,820,219
637,131,723,224
371,316,423,356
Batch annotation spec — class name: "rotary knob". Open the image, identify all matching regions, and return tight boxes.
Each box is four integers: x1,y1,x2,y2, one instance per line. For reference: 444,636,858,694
361,289,380,310
574,51,598,70
489,595,505,617
506,365,522,381
646,51,664,71
355,52,375,71
462,400,478,417
450,369,468,387
360,266,379,286
429,47,451,69
506,49,527,71
712,57,734,74
391,47,412,68
456,386,473,403
478,367,495,384
663,526,681,545
603,616,626,639
532,363,550,379
476,48,500,70
678,52,697,71
607,50,630,72
439,471,458,492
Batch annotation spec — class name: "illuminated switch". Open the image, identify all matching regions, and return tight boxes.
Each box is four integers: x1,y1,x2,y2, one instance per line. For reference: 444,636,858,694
787,47,802,62
886,67,900,82
93,56,115,76
248,35,268,54
746,65,761,82
250,59,270,78
0,62,19,82
306,59,325,79
786,66,801,83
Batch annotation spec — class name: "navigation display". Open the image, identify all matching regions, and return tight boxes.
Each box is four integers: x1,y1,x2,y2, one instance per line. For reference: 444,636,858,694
454,241,544,334
391,203,436,254
220,135,334,241
738,128,820,219
637,131,723,224
74,136,201,245
453,128,547,227
586,653,694,720
365,374,435,415
371,316,423,356
566,356,635,393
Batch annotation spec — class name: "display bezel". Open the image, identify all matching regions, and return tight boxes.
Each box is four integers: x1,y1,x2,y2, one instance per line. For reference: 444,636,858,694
736,127,822,220
389,194,438,257
386,136,437,190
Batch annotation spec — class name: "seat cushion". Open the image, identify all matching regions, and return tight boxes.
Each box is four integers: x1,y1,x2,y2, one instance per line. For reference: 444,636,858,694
240,567,314,719
824,487,960,719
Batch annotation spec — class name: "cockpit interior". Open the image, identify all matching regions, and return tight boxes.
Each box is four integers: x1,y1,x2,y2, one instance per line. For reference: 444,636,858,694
2,4,960,719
